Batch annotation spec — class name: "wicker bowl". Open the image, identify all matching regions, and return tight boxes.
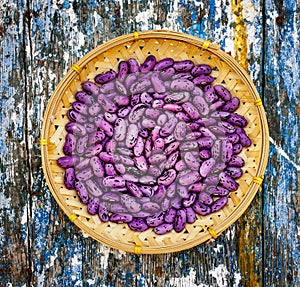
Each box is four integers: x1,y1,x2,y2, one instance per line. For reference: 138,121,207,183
41,30,269,254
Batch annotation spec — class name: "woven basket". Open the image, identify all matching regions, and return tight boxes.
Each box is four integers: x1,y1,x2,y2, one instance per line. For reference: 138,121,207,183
41,30,269,254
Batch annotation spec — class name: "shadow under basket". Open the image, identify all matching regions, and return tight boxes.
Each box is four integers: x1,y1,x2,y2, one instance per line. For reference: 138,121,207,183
41,30,269,254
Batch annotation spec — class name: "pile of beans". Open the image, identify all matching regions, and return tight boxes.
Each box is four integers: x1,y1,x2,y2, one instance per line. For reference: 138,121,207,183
57,55,251,234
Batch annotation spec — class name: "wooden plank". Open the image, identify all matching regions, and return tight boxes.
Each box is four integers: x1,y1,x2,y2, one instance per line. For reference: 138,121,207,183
0,0,31,285
262,0,300,285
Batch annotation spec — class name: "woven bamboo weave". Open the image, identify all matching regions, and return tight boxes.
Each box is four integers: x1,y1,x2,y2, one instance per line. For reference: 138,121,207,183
41,30,269,254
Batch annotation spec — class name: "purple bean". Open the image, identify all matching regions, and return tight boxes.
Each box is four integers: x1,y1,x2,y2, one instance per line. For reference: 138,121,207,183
165,151,179,170
164,207,177,223
121,194,141,213
203,85,218,103
184,151,200,171
75,91,94,105
72,102,88,115
75,181,89,204
87,197,100,215
117,61,129,81
146,212,165,227
110,203,126,213
158,169,177,186
103,176,126,188
88,130,105,146
180,141,198,151
57,155,80,168
140,55,156,72
142,202,161,213
76,134,88,155
154,223,173,235
236,127,252,147
152,99,164,109
126,181,143,198
64,167,76,189
176,185,190,199
221,140,233,162
192,200,211,216
222,97,240,112
153,138,165,152
227,155,245,167
63,133,77,155
104,164,116,176
85,144,103,157
170,78,195,91
95,69,117,84
153,58,174,71
85,179,103,197
151,72,166,93
182,102,200,120
95,117,114,137
179,171,201,186
211,196,228,212
160,67,176,80
76,167,94,181
197,137,214,149
173,60,194,72
206,186,230,196
233,143,243,154
75,157,90,170
189,182,206,193
134,155,148,172
164,92,190,104
193,96,209,116
84,123,97,133
166,183,176,198
214,84,232,101
225,167,243,179
128,103,146,123
199,149,211,160
193,75,215,85
191,64,212,76
130,79,152,94
98,202,109,222
174,209,187,233
198,192,214,205
65,122,87,137
199,158,215,178
128,58,140,73
128,218,149,232
219,172,239,191
82,81,100,96
110,213,133,223
68,109,87,123
226,133,240,144
102,192,120,202
98,95,117,113
182,192,197,208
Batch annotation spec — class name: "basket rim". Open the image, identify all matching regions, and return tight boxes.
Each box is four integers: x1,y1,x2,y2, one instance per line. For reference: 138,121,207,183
41,30,269,254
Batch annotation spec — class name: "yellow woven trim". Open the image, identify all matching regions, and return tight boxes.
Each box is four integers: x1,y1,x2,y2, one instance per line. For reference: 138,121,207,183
69,213,78,222
202,40,210,50
208,227,217,239
72,64,82,74
40,139,48,146
254,99,263,106
252,176,264,185
134,245,142,254
133,31,139,40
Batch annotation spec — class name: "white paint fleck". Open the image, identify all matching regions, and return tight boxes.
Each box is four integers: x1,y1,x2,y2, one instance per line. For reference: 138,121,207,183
169,267,209,287
209,264,229,287
269,136,300,171
99,244,111,270
87,278,95,285
0,191,12,210
21,206,28,225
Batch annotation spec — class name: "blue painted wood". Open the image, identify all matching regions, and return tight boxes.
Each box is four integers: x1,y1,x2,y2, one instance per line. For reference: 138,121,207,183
0,0,299,286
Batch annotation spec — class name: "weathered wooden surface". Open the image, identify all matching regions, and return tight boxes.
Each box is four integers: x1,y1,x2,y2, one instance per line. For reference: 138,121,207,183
0,0,299,286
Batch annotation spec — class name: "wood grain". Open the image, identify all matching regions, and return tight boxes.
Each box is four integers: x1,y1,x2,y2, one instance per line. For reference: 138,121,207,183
0,0,299,286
